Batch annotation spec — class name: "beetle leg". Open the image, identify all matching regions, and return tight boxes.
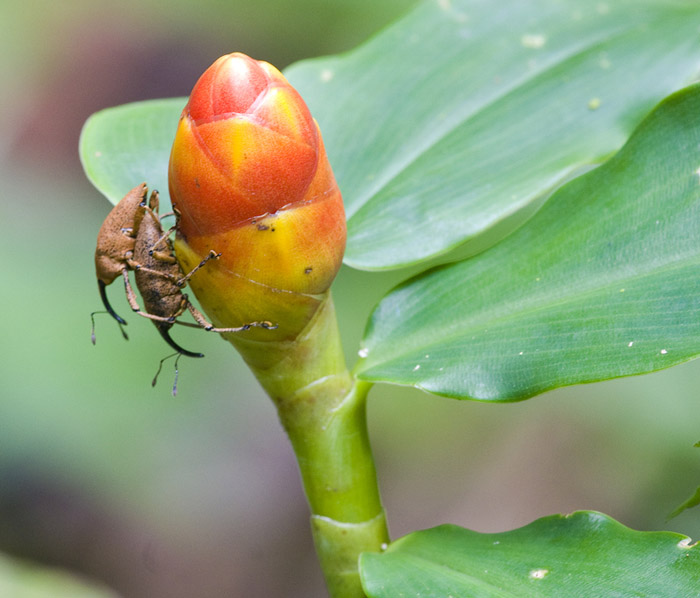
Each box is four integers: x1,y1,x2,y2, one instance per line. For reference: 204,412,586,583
185,301,277,332
123,272,183,322
149,249,178,264
149,225,176,252
126,258,181,283
208,321,278,332
123,269,144,313
128,296,186,325
177,250,222,286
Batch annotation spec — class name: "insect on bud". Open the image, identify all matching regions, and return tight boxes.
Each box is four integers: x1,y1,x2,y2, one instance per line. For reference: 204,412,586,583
169,53,346,343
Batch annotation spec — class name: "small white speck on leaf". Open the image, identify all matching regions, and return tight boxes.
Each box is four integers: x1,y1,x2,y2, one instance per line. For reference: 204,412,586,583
628,341,634,347
320,69,334,82
425,354,430,359
588,97,601,110
380,542,388,551
694,166,700,178
519,351,524,355
358,348,369,358
529,568,549,580
521,33,546,49
661,349,668,355
619,288,625,293
493,541,500,545
678,538,695,548
413,364,421,371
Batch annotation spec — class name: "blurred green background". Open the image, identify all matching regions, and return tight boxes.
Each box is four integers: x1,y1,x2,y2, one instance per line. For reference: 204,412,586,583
1,0,699,596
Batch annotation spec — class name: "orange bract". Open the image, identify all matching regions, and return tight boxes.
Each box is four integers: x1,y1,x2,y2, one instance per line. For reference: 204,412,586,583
169,52,346,340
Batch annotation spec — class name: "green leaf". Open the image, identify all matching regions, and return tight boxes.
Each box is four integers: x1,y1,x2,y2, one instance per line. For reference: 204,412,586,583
360,511,700,598
355,84,700,400
668,487,700,520
80,1,700,270
79,98,185,210
286,0,700,269
0,553,117,598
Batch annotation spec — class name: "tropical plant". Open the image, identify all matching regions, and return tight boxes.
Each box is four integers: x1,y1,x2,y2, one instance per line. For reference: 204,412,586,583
80,0,700,596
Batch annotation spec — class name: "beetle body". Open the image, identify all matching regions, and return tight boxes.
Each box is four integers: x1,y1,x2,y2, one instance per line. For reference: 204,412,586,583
130,190,203,357
94,183,147,324
93,183,275,358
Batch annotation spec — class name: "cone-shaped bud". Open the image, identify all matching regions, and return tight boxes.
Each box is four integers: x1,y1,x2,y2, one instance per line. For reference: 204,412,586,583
169,53,346,348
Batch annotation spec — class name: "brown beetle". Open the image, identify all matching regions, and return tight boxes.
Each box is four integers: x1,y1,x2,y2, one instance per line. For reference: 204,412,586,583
94,182,148,327
128,188,274,357
93,183,274,357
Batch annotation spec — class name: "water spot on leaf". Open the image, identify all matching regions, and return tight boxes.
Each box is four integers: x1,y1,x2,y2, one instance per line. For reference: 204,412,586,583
599,53,612,69
521,33,547,49
529,568,549,579
413,364,421,371
661,349,668,355
628,341,634,347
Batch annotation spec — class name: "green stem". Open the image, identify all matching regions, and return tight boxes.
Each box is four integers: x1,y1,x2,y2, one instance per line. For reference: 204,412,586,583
227,295,389,597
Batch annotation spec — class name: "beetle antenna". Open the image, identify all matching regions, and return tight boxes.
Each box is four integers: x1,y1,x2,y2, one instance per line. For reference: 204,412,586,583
90,310,128,344
152,352,183,396
171,354,182,396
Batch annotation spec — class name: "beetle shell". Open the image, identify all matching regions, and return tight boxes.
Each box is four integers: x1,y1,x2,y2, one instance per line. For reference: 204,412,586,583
94,183,147,285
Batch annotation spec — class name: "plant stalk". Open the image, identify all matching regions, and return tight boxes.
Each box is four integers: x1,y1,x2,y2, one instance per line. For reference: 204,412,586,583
225,295,389,597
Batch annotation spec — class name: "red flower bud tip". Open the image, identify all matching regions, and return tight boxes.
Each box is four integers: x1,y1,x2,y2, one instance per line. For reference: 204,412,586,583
169,53,346,342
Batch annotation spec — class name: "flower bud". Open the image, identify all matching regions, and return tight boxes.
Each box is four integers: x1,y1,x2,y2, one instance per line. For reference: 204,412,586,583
169,53,346,344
